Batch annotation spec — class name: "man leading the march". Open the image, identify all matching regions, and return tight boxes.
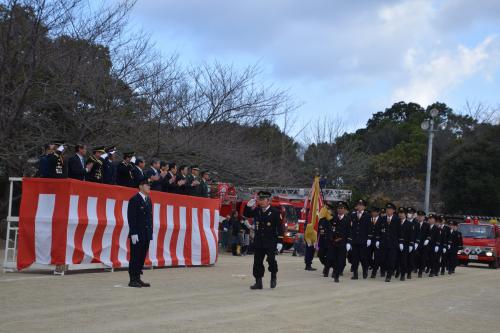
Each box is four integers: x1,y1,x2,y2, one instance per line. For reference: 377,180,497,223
244,191,284,290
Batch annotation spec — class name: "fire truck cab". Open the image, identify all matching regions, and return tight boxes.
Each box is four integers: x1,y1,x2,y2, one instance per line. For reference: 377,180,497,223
458,218,500,269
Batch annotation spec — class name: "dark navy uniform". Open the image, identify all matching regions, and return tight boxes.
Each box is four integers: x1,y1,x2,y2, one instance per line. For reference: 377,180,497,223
117,161,135,187
440,222,452,275
86,154,103,183
102,158,117,184
317,217,331,274
327,213,349,282
447,224,463,274
376,213,401,282
429,218,442,277
127,190,153,285
369,215,384,278
244,198,284,287
399,217,415,280
46,151,65,178
414,216,431,277
348,209,372,279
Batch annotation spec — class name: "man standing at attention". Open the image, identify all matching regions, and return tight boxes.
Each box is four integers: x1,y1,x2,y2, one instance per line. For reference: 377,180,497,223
127,178,153,288
244,191,284,290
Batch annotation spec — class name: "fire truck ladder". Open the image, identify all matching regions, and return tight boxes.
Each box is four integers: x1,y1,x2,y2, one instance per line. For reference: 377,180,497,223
236,187,352,202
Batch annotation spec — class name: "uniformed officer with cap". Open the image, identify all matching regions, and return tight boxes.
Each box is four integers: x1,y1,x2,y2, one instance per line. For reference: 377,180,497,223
45,140,66,178
245,191,284,289
328,201,350,282
116,151,135,187
414,210,431,278
397,207,415,281
428,214,442,277
375,203,401,282
127,177,153,288
406,207,418,275
102,146,118,185
86,146,105,183
440,215,451,275
317,203,334,277
369,207,382,278
448,221,463,274
347,199,372,279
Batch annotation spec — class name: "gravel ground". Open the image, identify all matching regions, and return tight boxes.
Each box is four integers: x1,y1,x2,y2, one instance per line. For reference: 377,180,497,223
1,251,499,333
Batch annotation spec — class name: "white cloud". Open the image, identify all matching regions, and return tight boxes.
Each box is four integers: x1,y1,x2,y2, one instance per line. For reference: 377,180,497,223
393,36,500,105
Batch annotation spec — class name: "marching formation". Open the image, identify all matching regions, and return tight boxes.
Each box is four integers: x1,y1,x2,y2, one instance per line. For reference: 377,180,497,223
314,200,464,283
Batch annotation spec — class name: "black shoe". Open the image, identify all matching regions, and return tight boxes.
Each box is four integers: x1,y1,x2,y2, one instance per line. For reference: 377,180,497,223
250,279,263,290
418,272,423,278
440,271,445,276
334,276,340,283
139,280,151,287
305,266,317,271
370,270,377,278
270,277,277,289
407,273,411,279
323,267,329,277
351,274,358,280
128,281,142,288
395,272,400,278
400,275,405,281
385,276,391,282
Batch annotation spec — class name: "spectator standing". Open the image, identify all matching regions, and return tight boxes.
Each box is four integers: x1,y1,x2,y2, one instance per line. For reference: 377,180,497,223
144,158,162,191
67,144,92,181
229,211,241,256
116,152,135,187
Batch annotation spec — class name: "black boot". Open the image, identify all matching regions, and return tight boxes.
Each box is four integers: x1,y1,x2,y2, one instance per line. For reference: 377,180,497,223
305,265,317,271
400,274,405,281
370,269,377,279
250,278,263,290
270,275,277,289
362,269,368,279
418,271,423,278
334,274,340,283
323,267,329,277
395,271,400,279
385,274,391,282
351,271,358,280
407,272,412,279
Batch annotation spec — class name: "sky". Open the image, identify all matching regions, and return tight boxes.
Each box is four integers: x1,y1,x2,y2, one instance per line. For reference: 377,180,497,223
127,0,500,134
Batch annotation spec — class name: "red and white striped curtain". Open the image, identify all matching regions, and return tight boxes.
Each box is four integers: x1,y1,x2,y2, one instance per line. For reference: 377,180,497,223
17,178,220,270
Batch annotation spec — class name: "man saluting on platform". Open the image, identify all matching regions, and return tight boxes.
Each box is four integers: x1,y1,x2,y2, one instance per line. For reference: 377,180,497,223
127,177,153,288
244,191,284,290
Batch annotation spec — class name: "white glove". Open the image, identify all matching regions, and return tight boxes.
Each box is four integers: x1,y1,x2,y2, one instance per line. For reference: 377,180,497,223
131,234,139,245
434,246,439,253
409,246,413,253
375,241,380,249
414,243,419,250
366,239,372,247
346,243,352,252
399,244,404,251
57,145,65,152
276,243,283,252
223,227,228,232
130,156,136,164
101,153,108,159
443,248,447,254
247,198,256,207
424,239,429,246
448,245,451,249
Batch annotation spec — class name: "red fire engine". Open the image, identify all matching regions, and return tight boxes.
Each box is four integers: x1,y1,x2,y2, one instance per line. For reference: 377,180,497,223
458,217,500,269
